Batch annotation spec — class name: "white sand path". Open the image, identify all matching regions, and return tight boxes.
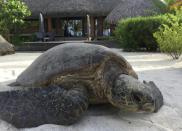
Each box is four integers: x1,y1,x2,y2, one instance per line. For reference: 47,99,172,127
0,50,182,131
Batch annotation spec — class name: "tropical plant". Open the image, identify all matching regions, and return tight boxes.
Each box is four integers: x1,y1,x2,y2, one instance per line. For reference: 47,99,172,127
0,0,31,39
154,23,182,59
164,0,177,5
155,0,181,12
170,0,182,9
153,8,182,59
163,0,182,11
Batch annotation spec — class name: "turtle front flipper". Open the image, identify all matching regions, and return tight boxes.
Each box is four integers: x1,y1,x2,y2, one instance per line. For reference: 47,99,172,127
0,85,89,128
106,74,163,113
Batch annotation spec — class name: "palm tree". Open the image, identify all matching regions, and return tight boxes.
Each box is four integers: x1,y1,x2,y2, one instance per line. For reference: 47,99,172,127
157,0,181,13
169,0,182,9
163,0,182,10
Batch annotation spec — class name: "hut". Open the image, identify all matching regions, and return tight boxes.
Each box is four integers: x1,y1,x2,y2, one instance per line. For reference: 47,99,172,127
22,0,163,39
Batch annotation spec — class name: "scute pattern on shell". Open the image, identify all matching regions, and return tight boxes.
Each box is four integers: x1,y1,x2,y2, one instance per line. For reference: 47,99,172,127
17,43,137,87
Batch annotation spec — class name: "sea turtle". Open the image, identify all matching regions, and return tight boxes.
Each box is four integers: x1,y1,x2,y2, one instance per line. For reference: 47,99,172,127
0,43,163,128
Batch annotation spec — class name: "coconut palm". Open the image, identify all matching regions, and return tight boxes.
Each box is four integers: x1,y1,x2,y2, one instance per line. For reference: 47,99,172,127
163,0,182,11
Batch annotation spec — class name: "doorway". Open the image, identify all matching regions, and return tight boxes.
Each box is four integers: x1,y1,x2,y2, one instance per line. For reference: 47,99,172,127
63,19,83,37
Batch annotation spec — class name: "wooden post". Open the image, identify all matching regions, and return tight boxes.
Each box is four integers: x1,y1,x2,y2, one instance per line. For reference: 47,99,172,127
97,17,104,37
95,18,98,38
110,24,116,36
87,14,91,41
82,18,86,37
56,18,62,36
55,18,59,34
90,16,95,39
47,17,52,32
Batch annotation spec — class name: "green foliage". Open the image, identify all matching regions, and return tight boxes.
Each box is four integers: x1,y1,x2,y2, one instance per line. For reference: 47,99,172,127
153,23,182,59
10,34,36,46
114,15,169,51
0,0,31,38
169,0,182,9
156,0,181,13
164,0,177,5
0,20,8,35
153,0,169,13
169,7,182,20
153,8,182,59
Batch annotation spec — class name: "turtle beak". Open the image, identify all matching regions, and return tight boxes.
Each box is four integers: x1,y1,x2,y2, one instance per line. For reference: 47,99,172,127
153,88,164,113
141,81,163,113
111,75,163,113
132,81,163,113
141,103,155,112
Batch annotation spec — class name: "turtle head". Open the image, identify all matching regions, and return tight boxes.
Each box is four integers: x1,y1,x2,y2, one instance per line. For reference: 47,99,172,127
107,74,163,113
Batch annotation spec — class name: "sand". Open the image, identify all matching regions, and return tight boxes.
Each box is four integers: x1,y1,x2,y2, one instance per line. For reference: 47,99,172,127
0,50,182,131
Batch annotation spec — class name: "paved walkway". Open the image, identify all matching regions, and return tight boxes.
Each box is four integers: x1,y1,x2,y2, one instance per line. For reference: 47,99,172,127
0,50,182,131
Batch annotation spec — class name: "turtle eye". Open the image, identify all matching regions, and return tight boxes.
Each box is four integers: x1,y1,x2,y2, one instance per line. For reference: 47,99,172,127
132,93,143,104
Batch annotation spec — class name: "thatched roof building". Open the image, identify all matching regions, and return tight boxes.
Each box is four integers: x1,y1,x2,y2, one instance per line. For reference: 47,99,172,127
22,0,164,38
106,0,162,24
23,0,163,21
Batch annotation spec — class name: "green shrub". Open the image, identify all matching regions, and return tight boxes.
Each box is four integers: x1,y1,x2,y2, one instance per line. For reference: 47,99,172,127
153,9,182,59
10,34,36,46
114,15,169,51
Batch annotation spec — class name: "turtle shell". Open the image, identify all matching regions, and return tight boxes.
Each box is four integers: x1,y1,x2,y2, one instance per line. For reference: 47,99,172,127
16,43,137,87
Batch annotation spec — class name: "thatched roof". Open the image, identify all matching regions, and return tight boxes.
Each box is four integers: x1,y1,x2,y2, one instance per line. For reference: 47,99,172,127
23,0,163,23
0,35,15,56
23,0,120,18
106,0,162,24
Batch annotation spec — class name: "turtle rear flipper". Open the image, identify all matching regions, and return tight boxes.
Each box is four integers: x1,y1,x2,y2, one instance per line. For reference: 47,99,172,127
0,85,89,128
